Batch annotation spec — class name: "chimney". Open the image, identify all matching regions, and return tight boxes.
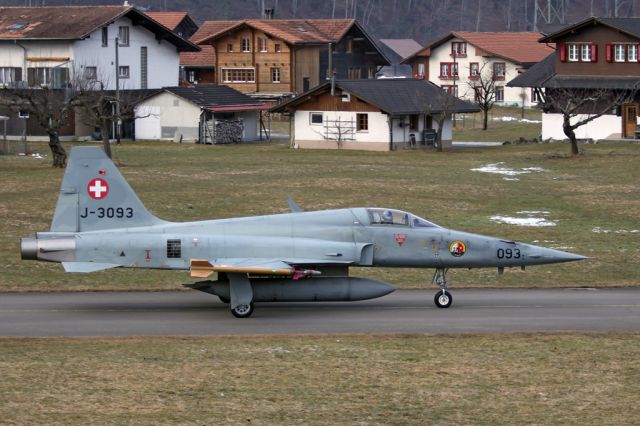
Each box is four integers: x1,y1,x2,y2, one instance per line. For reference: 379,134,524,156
123,0,130,6
263,8,274,19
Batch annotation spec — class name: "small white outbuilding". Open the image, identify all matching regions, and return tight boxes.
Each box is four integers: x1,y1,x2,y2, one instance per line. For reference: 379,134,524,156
135,85,271,143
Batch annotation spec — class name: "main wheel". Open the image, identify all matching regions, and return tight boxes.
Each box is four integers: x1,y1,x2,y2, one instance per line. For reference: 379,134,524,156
231,302,254,318
434,290,453,308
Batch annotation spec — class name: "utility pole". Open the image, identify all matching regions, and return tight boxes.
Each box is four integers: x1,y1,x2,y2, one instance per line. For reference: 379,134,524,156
115,36,121,145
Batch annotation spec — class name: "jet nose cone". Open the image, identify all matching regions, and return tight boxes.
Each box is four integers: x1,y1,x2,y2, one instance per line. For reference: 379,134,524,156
528,246,588,264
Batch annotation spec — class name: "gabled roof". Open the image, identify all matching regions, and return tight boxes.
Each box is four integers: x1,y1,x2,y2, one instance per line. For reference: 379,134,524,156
403,31,553,65
154,86,268,111
180,45,215,67
145,11,193,31
0,6,199,51
508,52,640,90
271,79,479,115
378,39,423,59
195,19,357,45
540,17,640,42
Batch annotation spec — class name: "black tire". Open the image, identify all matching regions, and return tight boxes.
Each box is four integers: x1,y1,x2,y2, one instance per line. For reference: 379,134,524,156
434,290,453,308
231,302,254,318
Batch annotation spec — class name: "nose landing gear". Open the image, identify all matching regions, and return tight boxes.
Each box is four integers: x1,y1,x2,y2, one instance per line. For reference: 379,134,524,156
432,268,453,308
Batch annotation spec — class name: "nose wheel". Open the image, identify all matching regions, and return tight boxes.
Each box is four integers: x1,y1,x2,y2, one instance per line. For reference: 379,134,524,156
432,268,453,308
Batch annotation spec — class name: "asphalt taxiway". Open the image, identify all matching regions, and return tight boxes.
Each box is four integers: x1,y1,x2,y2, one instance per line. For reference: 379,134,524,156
0,288,639,336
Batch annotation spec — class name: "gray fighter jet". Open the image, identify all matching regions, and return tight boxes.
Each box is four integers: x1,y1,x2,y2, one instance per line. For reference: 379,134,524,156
21,147,586,317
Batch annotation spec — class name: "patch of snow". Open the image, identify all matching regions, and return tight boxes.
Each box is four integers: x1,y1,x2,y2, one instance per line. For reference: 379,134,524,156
490,215,557,227
471,162,545,180
493,116,542,124
31,153,45,159
592,227,639,234
518,210,551,215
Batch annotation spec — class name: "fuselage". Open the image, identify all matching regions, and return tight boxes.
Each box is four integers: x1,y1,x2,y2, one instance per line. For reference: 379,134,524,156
25,207,585,271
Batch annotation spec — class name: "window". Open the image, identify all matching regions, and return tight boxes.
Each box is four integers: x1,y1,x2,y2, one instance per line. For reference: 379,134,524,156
27,67,69,88
469,62,479,78
417,63,425,77
568,44,579,61
493,62,506,80
274,43,282,52
140,46,147,89
531,88,541,103
118,26,129,46
356,113,368,131
221,67,255,83
348,67,361,79
258,37,268,52
628,44,638,62
439,62,458,79
271,67,281,83
346,37,353,53
451,41,467,57
580,44,592,62
441,85,458,96
241,37,250,52
309,112,323,125
187,70,196,82
368,209,410,226
101,27,108,47
0,67,22,85
614,44,626,62
166,239,181,259
495,86,504,102
118,66,130,79
84,66,97,80
409,115,419,131
227,43,233,52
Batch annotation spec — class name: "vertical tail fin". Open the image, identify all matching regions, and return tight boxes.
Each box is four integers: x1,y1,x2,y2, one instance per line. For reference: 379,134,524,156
50,146,166,232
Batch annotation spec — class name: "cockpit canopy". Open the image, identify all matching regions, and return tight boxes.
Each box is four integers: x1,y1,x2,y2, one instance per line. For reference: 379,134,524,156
366,208,439,228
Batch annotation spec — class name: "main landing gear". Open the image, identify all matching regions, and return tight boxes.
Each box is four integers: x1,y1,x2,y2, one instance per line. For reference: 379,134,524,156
432,268,453,308
231,302,254,318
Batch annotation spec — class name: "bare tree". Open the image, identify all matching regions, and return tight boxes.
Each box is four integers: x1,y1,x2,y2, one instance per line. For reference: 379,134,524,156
537,86,640,156
420,89,460,152
464,60,498,131
313,115,355,148
0,86,82,167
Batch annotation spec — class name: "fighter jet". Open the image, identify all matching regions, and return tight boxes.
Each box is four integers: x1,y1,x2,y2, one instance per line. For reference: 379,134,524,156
21,147,586,318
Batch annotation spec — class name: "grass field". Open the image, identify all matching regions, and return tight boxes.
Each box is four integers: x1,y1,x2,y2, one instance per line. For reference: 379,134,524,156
0,333,638,424
1,138,639,291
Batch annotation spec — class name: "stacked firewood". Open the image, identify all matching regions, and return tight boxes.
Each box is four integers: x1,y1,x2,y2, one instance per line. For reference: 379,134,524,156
214,119,244,144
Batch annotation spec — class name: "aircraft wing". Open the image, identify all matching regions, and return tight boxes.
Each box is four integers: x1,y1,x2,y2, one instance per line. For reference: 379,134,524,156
190,258,349,278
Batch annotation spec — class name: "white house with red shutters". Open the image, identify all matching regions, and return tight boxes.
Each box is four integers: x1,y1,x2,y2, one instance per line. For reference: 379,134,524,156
402,32,554,107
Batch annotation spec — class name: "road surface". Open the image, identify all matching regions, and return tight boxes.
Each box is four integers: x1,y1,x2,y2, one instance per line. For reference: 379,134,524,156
1,288,639,336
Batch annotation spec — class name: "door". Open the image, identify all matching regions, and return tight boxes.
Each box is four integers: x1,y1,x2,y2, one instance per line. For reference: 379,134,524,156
622,104,638,138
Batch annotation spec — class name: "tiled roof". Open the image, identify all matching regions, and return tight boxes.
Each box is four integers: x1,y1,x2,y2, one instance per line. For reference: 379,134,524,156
541,17,640,42
180,44,215,67
195,19,356,45
0,6,131,39
0,6,199,51
145,11,188,30
418,31,553,64
450,32,554,64
161,86,266,108
272,79,479,115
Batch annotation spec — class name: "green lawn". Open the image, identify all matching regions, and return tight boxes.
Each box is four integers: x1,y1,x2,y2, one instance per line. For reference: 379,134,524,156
1,334,638,424
1,139,638,291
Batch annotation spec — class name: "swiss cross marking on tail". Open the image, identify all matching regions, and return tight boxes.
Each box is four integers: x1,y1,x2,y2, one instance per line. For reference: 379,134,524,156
394,233,407,247
87,178,109,200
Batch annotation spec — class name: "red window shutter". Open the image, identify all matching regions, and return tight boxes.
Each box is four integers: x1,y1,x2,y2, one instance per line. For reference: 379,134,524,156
591,44,598,62
559,43,567,62
606,44,613,62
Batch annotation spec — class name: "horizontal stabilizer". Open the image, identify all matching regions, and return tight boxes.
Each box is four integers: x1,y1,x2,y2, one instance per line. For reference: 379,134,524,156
62,262,120,273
